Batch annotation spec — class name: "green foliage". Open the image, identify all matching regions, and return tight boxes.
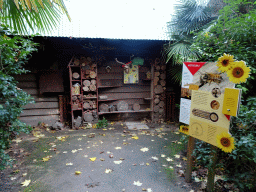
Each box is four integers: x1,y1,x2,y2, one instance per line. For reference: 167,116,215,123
96,117,108,128
0,25,38,170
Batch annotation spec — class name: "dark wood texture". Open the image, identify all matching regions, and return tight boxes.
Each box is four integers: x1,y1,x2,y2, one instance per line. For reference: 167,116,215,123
39,70,64,94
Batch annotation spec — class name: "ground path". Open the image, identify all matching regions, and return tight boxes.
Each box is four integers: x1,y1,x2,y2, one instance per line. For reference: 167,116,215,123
1,122,199,192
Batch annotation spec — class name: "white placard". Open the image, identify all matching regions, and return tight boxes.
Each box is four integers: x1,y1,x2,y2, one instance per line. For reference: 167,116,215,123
179,98,191,125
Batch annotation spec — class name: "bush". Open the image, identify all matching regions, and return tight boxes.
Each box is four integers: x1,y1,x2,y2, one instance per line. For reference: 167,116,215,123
0,25,38,169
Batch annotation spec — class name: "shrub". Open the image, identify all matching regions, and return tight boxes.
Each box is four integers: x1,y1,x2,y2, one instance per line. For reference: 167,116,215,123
0,25,38,169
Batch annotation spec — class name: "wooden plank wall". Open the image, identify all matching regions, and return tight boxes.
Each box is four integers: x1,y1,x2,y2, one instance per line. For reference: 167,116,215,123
98,61,152,121
13,73,60,126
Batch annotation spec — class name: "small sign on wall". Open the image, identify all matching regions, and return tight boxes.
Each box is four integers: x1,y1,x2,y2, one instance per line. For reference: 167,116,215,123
124,64,139,84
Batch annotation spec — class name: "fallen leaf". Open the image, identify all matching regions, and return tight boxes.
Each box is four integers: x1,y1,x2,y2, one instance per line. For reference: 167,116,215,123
182,157,187,161
84,155,88,158
132,136,139,140
66,162,73,165
10,177,16,180
133,180,142,186
103,129,107,131
90,157,96,162
176,163,182,167
109,127,115,130
75,171,81,175
177,142,182,144
120,158,125,160
115,147,122,149
166,157,173,162
105,168,113,173
107,151,112,154
71,149,78,153
174,132,180,134
121,134,126,137
63,151,68,153
21,179,31,186
12,138,22,143
174,154,180,158
146,163,149,166
147,188,153,192
140,147,149,152
109,154,114,158
77,138,82,140
151,156,158,161
151,140,154,141
42,157,50,162
22,173,27,177
169,166,174,169
161,154,166,157
100,158,105,161
13,169,20,173
192,171,197,177
162,164,167,167
113,160,122,164
110,122,115,125
121,123,123,126
82,134,87,136
178,170,185,177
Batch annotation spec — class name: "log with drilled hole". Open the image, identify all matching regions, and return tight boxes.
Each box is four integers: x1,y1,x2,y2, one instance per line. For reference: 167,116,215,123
83,86,89,92
99,103,109,112
83,80,90,86
89,84,96,91
117,101,128,111
83,102,90,109
155,85,164,94
91,79,96,85
133,103,140,111
154,98,160,104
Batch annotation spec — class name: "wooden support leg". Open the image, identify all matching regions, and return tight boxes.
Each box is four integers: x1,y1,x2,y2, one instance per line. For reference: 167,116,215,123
59,95,64,123
206,145,218,192
185,136,195,183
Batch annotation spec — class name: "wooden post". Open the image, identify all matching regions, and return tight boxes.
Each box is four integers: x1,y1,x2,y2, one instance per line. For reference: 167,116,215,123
59,95,64,123
206,145,218,192
185,136,195,183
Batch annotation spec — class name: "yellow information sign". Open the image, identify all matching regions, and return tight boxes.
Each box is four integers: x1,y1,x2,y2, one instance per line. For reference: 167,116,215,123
222,88,241,117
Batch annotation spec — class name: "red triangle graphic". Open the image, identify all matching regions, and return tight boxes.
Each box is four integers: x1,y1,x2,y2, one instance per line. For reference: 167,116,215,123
224,114,231,120
184,62,206,75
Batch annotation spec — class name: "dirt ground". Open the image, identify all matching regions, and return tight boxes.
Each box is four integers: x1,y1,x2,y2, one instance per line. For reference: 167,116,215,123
1,122,205,192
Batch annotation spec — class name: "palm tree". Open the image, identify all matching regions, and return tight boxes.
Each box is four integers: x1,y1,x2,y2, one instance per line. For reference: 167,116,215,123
0,0,71,35
164,0,224,84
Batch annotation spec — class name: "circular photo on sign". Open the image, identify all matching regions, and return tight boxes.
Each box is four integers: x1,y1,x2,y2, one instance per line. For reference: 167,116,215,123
210,112,219,122
210,100,220,110
212,87,221,98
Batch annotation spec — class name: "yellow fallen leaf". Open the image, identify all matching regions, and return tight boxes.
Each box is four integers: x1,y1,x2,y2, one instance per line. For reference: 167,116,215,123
12,138,22,143
132,136,139,140
174,132,180,134
121,123,123,126
90,157,96,162
110,122,115,125
109,127,115,130
113,160,122,164
169,166,174,169
42,157,50,162
100,158,105,161
174,154,180,158
21,179,31,187
182,157,187,161
161,154,166,157
176,163,182,167
177,142,182,144
22,173,27,177
75,171,81,175
77,138,82,140
146,163,149,166
140,147,149,152
105,168,112,173
71,149,78,153
66,162,73,165
103,129,107,131
115,147,122,149
166,157,173,162
92,124,97,129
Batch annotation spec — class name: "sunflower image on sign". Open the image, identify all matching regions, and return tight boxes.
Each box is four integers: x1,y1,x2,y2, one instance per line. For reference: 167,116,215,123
217,53,235,72
179,125,189,135
227,61,251,84
217,54,251,84
216,132,235,153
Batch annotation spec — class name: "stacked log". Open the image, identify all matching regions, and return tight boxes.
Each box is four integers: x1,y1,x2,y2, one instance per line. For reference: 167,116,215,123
153,58,166,123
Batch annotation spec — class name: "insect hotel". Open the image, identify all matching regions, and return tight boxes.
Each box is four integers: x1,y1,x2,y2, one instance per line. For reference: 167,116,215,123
14,37,180,128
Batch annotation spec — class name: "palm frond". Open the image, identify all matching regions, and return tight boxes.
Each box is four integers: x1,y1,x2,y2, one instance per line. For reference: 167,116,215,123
0,0,70,35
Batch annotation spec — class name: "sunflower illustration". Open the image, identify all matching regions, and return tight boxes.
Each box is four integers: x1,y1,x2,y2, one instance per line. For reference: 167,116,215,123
227,61,251,84
179,125,189,134
217,53,235,72
216,132,235,153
